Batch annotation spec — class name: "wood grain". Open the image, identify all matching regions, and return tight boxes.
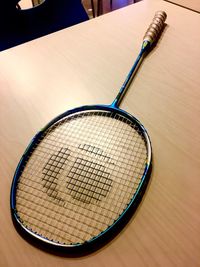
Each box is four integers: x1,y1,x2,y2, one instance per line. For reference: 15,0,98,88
0,0,200,266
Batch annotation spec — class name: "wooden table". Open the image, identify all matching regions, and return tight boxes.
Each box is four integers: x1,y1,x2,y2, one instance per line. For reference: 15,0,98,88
1,0,200,266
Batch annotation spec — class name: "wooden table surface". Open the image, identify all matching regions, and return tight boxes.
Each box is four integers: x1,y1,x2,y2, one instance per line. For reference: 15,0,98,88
164,0,200,12
0,0,200,266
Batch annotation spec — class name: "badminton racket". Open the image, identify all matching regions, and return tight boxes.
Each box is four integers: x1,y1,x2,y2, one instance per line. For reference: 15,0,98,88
11,11,167,253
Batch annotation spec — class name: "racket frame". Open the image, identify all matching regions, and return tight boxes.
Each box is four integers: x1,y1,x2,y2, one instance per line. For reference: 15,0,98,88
10,104,152,251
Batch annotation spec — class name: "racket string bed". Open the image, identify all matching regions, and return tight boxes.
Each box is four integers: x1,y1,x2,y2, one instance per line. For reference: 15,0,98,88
16,111,148,244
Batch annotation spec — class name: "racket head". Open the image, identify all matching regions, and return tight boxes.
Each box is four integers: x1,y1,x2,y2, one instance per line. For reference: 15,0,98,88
10,104,152,253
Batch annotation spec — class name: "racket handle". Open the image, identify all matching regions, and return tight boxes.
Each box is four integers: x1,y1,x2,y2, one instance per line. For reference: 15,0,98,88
143,11,167,46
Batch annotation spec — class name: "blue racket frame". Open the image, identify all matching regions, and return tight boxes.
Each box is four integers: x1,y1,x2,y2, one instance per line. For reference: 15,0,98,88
10,103,152,253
